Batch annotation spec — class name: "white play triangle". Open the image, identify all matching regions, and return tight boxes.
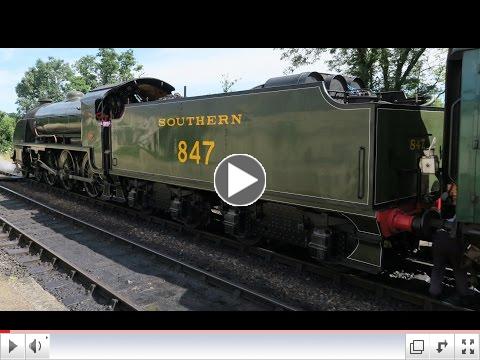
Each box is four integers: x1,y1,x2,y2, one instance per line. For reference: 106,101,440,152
228,162,258,198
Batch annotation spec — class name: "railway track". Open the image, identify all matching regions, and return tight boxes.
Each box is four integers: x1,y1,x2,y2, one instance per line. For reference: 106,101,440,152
0,170,475,311
0,216,137,311
0,179,296,311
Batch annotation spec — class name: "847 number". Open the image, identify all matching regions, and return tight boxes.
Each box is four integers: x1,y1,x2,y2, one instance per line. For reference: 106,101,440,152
178,140,215,165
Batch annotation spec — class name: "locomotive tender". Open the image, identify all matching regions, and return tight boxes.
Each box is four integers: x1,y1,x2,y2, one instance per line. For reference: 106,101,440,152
11,72,444,273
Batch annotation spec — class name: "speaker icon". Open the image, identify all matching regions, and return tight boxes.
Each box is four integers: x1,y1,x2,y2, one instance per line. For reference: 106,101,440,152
29,339,42,354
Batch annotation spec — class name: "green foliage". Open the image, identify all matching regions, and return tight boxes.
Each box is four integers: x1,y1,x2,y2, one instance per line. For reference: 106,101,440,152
0,111,16,154
73,49,144,90
73,55,99,91
15,57,75,114
279,48,447,97
15,48,144,115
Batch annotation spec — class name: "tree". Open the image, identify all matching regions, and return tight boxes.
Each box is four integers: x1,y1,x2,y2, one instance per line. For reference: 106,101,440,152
0,111,16,154
73,48,144,90
15,48,144,115
279,48,447,98
220,74,240,93
70,55,98,93
15,57,75,114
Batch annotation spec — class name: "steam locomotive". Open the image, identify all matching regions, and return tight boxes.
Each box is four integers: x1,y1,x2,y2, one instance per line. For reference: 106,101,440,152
11,70,445,273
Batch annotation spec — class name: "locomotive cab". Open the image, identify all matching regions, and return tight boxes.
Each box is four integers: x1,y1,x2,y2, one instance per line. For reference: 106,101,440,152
92,78,177,121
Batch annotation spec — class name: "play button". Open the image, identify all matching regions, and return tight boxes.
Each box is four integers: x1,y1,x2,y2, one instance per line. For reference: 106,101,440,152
9,340,17,353
214,154,266,206
1,334,25,359
227,163,258,198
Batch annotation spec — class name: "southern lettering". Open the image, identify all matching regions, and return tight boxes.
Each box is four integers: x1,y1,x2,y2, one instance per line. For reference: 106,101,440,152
158,114,242,127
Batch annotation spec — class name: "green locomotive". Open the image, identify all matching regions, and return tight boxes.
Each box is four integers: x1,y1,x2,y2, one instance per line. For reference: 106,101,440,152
11,72,444,273
442,48,480,287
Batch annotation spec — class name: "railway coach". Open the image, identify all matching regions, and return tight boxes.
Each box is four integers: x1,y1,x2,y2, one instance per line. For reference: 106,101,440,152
11,72,444,273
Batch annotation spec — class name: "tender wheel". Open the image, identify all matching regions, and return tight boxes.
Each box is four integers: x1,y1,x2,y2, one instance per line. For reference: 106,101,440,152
58,150,77,191
81,154,104,198
171,194,211,230
184,201,209,229
44,151,58,186
224,207,262,246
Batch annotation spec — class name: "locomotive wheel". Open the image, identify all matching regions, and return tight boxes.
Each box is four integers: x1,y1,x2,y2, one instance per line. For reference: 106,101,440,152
33,165,44,182
58,150,77,191
20,152,31,178
81,154,104,198
44,151,58,186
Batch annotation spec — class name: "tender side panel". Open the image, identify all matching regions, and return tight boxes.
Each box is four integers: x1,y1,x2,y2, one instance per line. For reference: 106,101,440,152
457,49,480,223
374,107,444,206
110,86,372,213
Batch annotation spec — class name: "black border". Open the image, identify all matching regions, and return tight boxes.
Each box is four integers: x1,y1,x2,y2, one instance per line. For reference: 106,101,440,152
1,311,478,330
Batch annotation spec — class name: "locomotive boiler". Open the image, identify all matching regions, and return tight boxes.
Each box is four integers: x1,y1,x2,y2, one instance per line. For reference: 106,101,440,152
11,72,444,273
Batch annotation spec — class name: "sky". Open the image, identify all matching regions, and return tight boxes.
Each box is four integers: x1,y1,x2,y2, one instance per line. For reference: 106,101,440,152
0,48,331,113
